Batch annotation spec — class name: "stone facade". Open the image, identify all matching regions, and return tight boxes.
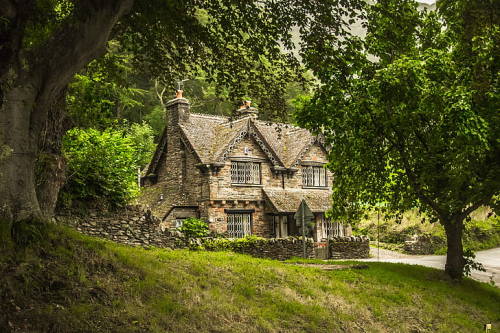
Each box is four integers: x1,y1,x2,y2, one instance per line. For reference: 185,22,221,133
141,92,350,241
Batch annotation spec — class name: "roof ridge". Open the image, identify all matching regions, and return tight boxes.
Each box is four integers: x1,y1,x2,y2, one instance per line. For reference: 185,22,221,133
190,112,228,120
253,119,303,130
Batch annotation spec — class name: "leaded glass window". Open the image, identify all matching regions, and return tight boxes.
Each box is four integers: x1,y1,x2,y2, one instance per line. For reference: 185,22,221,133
302,165,327,187
227,213,252,238
231,161,261,184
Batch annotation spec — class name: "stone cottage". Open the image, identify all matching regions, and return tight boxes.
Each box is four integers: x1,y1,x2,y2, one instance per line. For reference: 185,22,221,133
141,91,350,240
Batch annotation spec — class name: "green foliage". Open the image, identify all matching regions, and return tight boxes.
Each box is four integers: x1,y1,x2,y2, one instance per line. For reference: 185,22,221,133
296,0,499,223
295,0,499,278
201,235,267,252
67,41,150,130
179,218,209,238
143,105,166,139
463,216,500,252
462,249,486,277
126,122,156,169
60,128,140,209
358,210,500,255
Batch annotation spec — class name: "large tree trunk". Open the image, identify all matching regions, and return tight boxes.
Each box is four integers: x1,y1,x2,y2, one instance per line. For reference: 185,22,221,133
443,217,465,279
0,82,42,222
0,0,134,224
36,89,71,219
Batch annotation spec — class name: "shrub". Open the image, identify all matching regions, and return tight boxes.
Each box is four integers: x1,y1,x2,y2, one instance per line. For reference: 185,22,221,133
200,235,267,252
60,127,139,209
179,218,209,238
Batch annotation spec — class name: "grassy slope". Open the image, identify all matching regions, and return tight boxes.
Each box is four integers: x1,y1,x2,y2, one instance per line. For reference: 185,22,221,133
1,225,499,333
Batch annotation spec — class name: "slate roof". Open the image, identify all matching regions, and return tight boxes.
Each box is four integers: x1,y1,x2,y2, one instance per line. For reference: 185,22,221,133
263,188,332,213
175,112,322,167
252,120,316,167
178,113,230,163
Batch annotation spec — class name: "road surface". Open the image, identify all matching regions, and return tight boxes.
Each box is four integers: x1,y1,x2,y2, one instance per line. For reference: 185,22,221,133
361,247,500,285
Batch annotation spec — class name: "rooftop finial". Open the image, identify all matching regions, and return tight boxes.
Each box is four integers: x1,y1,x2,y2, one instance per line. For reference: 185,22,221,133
177,79,188,91
175,89,183,99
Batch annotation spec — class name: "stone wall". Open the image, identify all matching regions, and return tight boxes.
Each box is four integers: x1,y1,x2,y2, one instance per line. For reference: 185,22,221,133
404,234,445,255
231,237,315,260
329,236,370,259
59,209,368,260
56,207,186,249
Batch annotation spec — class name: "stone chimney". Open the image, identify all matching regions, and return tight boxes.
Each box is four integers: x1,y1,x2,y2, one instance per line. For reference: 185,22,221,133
166,89,190,125
235,100,258,119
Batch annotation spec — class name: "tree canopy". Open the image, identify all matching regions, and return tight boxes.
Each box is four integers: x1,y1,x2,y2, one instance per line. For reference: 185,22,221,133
0,0,363,222
295,0,499,278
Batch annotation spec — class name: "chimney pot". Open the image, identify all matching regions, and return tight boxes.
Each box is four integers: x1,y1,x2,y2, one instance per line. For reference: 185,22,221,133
175,89,184,99
235,99,258,119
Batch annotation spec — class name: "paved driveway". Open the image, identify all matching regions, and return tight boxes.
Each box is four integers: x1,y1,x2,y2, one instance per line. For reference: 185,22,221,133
361,247,500,285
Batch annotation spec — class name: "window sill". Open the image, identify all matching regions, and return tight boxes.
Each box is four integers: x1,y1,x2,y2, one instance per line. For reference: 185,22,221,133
231,183,263,187
301,186,330,190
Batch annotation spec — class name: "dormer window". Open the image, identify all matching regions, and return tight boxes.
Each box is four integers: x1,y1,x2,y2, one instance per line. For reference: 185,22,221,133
231,161,261,184
302,165,327,187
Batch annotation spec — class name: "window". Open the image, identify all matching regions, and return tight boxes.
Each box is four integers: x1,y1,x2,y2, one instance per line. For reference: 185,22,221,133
231,161,261,184
227,213,252,238
320,216,345,239
302,165,327,187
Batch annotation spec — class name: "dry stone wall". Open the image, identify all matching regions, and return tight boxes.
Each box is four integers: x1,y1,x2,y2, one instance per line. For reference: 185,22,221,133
230,237,315,260
329,236,370,259
58,208,369,260
56,207,188,249
404,234,445,255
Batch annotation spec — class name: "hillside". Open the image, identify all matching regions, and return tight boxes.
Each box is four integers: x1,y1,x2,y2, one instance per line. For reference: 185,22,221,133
1,223,499,333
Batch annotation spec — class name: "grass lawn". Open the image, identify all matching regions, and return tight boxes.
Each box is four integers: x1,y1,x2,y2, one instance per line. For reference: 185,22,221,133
1,224,499,332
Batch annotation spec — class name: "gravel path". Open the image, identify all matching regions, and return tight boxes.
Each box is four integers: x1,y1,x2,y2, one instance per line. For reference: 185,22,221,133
359,247,500,285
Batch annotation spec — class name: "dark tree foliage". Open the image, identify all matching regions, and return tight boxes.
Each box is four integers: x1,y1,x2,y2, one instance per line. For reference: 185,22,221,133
0,0,363,223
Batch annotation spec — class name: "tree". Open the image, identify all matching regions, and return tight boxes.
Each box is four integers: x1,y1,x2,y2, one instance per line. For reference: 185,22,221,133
0,0,363,224
295,0,499,279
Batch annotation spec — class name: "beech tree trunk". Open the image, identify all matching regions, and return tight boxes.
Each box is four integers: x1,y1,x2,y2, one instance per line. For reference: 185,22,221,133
0,0,134,224
0,83,42,222
443,217,465,279
36,89,70,218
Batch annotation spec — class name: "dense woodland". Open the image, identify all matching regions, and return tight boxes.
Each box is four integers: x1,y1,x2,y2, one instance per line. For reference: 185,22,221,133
0,0,498,281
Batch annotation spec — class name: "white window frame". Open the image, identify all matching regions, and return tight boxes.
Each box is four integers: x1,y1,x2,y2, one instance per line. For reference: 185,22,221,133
320,216,344,239
174,219,185,229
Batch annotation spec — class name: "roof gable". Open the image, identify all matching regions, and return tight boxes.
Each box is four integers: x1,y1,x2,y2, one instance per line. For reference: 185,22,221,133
158,112,326,168
289,136,328,168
